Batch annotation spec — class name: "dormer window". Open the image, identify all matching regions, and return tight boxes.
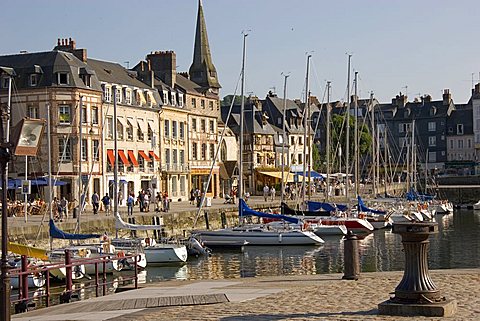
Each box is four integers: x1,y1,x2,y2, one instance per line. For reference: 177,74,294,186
80,74,91,87
124,89,132,105
116,88,122,103
430,107,437,116
57,72,69,85
457,124,464,135
103,86,111,102
163,91,169,105
178,93,184,107
29,74,39,87
170,92,176,106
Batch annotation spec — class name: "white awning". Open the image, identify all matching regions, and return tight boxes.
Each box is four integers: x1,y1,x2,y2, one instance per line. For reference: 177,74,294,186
147,120,155,131
126,117,136,128
136,118,148,133
116,116,127,127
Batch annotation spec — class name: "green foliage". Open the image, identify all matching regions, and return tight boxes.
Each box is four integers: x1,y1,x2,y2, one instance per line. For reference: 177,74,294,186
311,143,323,171
221,95,247,107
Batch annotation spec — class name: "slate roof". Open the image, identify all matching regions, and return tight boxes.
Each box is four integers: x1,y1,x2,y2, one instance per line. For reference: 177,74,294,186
0,50,102,91
447,103,473,135
88,59,151,89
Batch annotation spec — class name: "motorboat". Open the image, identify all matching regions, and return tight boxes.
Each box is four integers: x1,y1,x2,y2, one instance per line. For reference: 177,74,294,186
8,257,46,289
431,201,453,214
110,238,148,270
48,249,87,281
143,239,188,264
474,200,480,210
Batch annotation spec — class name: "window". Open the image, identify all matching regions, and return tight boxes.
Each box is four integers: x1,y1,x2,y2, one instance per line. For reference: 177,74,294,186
209,101,214,110
116,88,122,103
172,176,177,195
1,76,9,88
179,122,185,140
164,120,170,138
104,86,111,102
191,98,196,108
192,142,198,160
468,139,472,148
116,119,124,140
80,74,91,87
399,123,411,133
457,124,464,135
165,148,170,165
172,121,178,139
163,91,169,105
58,138,71,161
91,107,98,125
428,151,436,163
428,136,436,147
192,118,197,132
450,140,454,149
172,149,178,165
137,123,144,141
92,139,99,161
106,117,113,139
201,99,205,109
178,94,184,107
299,137,303,145
58,105,71,124
428,122,436,131
256,153,261,164
28,105,39,118
81,139,87,161
458,140,464,149
201,143,207,160
126,123,133,140
29,74,38,87
138,152,145,170
210,143,215,160
125,89,132,104
298,153,303,164
399,137,406,147
171,92,176,106
147,126,153,142
201,119,206,132
180,150,185,165
81,106,87,124
180,176,186,195
291,136,295,145
209,120,214,133
57,73,69,85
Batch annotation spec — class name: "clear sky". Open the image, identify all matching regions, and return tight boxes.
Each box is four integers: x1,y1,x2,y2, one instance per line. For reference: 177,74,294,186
1,0,479,104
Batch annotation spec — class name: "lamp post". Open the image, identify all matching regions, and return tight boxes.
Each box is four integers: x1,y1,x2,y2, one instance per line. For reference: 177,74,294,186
1,66,45,321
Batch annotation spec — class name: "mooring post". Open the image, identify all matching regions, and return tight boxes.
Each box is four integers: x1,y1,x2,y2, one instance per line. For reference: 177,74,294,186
379,222,457,317
342,231,360,280
204,211,210,230
220,211,227,228
61,249,72,304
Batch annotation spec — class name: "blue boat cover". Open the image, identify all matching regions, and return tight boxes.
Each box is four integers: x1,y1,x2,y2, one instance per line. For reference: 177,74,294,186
293,171,324,180
49,219,100,240
357,196,386,215
405,189,435,201
239,199,299,224
307,200,348,212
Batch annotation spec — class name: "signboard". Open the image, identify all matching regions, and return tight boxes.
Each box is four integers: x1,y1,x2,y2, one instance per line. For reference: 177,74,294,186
13,118,45,156
21,180,31,195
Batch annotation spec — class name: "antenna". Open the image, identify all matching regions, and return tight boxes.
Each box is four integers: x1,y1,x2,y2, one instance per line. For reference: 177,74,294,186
124,61,130,69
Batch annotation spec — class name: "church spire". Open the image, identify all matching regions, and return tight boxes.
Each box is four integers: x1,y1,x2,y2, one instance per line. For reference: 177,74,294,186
189,0,221,94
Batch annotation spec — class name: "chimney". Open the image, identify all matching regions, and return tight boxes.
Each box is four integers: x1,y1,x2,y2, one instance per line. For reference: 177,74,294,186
393,93,407,108
146,51,176,88
443,89,451,105
475,83,480,94
53,38,87,62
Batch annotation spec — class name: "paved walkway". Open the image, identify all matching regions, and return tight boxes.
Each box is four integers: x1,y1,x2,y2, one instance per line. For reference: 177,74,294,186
13,269,480,320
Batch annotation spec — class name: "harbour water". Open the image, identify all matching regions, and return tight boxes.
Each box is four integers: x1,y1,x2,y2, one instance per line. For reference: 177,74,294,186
145,210,480,282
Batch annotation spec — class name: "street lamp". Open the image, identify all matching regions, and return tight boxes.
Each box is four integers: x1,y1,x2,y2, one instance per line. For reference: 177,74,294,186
1,65,44,320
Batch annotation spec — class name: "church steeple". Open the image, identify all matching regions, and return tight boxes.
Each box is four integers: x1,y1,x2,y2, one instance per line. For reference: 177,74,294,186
189,0,221,94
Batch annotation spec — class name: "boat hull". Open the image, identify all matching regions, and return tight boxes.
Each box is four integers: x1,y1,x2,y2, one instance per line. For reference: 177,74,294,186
144,244,188,264
10,273,46,289
196,229,324,246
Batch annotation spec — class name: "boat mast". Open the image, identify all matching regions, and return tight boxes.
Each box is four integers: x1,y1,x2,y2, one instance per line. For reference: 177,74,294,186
77,95,83,233
113,87,119,237
384,130,388,196
326,81,331,202
412,120,416,192
302,54,311,204
370,92,375,196
47,102,53,250
345,54,352,202
281,73,289,209
239,32,247,211
354,71,359,197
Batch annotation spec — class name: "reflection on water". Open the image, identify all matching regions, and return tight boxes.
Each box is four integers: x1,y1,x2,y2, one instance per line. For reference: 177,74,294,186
146,210,480,282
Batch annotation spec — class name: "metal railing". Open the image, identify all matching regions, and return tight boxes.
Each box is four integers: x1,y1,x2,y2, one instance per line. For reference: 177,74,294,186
9,251,140,314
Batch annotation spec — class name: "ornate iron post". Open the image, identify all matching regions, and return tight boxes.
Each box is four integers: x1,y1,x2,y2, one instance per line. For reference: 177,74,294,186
379,221,457,317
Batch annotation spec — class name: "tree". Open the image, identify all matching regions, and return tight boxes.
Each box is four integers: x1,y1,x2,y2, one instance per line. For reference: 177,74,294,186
311,143,324,172
221,95,247,107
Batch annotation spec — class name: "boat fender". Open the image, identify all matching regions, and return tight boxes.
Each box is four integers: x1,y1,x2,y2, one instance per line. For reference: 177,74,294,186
118,251,125,258
278,234,282,243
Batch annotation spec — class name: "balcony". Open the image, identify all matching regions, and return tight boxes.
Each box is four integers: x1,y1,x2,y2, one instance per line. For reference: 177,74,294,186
161,163,190,173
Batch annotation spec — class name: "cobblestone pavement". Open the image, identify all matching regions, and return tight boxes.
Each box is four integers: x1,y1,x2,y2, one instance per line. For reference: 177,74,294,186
110,269,480,321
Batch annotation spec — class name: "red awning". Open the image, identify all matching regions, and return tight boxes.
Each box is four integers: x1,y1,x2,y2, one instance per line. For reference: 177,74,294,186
128,150,139,167
107,149,115,167
138,150,151,162
118,150,130,166
149,151,160,161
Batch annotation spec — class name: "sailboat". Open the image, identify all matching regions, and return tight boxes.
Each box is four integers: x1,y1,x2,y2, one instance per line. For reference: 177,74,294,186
193,35,323,247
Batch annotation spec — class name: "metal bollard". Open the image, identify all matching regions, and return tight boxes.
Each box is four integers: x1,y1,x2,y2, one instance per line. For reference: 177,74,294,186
220,211,227,228
342,231,360,280
204,211,210,230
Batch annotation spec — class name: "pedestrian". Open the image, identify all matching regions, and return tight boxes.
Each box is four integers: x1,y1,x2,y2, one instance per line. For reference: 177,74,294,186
138,190,145,212
189,188,195,205
91,191,100,214
59,197,68,220
127,193,134,216
263,185,270,202
102,193,111,215
144,192,150,212
270,186,276,201
155,192,162,212
163,191,169,212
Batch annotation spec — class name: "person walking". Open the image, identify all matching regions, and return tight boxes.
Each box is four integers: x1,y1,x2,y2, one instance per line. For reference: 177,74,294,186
270,186,276,201
138,191,145,212
163,191,169,212
127,193,134,216
59,197,68,220
91,191,100,214
263,185,270,202
102,193,111,215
